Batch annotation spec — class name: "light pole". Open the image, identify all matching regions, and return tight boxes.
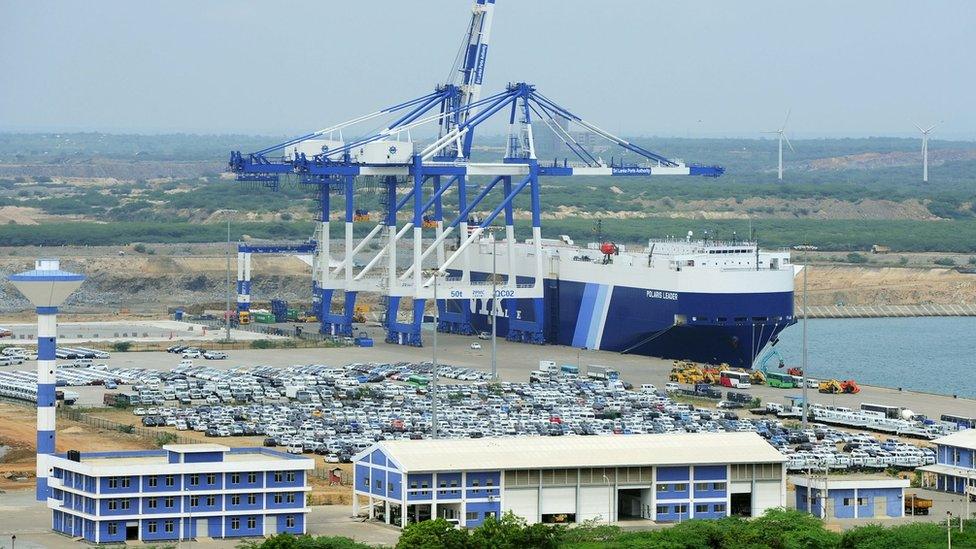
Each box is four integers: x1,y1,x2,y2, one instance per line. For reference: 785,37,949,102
223,210,238,342
490,235,498,381
947,511,953,549
602,474,612,525
801,264,809,430
427,270,445,439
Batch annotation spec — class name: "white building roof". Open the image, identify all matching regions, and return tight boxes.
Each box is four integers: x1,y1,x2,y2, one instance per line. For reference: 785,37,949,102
163,443,230,453
931,429,976,450
791,475,909,490
372,433,785,473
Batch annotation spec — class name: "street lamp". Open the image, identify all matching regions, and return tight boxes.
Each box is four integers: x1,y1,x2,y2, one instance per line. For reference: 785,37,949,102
425,270,446,439
947,511,953,549
221,209,238,342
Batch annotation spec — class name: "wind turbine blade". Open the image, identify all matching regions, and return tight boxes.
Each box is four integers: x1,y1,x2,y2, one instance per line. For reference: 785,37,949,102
925,124,937,133
781,109,792,131
784,134,795,153
913,122,924,133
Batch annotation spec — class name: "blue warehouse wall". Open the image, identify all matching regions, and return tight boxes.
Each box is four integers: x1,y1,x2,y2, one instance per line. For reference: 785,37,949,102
466,500,501,527
277,513,305,534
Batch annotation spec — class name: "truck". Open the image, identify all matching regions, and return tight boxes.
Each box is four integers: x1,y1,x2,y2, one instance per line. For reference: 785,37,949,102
587,365,619,381
904,493,932,515
538,360,557,373
559,364,579,376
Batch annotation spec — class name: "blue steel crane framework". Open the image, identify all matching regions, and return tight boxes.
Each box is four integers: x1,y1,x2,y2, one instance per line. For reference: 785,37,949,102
227,0,724,346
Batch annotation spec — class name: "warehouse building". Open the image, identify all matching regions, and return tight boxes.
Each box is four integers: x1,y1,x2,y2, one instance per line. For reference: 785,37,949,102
919,429,976,496
352,432,786,528
46,444,314,543
792,476,909,519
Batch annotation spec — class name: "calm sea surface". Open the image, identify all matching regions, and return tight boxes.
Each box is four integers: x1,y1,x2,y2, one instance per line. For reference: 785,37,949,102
774,316,976,398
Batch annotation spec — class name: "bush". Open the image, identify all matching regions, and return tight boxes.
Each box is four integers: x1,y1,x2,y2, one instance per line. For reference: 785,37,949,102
934,257,957,266
239,533,374,549
970,256,976,265
250,339,275,349
846,252,868,264
153,432,177,447
397,518,469,549
133,243,147,253
111,341,132,352
117,424,135,434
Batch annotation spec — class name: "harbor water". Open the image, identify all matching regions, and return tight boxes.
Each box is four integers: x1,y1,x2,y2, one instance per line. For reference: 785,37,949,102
775,316,976,398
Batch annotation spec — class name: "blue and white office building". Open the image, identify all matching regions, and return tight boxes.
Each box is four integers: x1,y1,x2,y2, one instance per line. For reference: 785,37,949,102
792,476,909,519
46,444,314,543
353,432,786,528
919,429,976,496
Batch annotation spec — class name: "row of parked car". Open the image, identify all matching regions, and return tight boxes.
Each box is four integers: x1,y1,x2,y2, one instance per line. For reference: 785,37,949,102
166,345,227,360
115,361,944,473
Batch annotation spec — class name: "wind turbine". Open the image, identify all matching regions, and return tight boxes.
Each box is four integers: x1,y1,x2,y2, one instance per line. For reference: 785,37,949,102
914,123,936,183
764,109,794,181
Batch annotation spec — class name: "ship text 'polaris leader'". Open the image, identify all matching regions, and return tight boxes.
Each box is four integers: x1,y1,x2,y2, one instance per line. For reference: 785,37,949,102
453,232,796,367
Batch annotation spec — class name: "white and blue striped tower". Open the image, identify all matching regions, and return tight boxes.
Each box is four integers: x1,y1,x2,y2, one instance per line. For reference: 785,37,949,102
8,259,84,501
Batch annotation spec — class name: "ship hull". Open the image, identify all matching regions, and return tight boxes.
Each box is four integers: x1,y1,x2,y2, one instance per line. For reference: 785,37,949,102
458,275,795,367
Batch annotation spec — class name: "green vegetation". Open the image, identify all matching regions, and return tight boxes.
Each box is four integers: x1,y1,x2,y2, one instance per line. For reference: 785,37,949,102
110,341,132,352
116,424,135,434
240,510,976,549
153,432,177,447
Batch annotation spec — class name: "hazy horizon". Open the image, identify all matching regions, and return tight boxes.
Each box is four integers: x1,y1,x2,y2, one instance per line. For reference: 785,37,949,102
2,0,974,139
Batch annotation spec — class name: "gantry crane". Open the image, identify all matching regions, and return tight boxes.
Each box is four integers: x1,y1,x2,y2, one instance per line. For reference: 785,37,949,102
227,0,724,345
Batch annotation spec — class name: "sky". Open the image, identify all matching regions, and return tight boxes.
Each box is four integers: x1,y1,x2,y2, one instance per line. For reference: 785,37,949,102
1,0,974,138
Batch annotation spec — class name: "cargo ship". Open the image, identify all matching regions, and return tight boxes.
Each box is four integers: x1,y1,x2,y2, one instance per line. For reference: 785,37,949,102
454,233,796,367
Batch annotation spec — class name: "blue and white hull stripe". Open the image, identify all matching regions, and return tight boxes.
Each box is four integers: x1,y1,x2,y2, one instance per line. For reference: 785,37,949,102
571,283,613,350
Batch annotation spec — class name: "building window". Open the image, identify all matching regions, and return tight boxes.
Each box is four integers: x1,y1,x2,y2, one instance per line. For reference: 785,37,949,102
389,483,395,493
421,481,429,489
164,497,174,508
439,480,447,488
275,472,283,483
843,498,852,506
148,498,157,509
674,483,687,492
206,473,216,485
409,481,418,489
247,517,256,529
466,512,478,520
286,472,296,482
287,493,296,503
656,505,669,515
247,494,257,505
450,480,458,488
108,477,118,489
206,495,215,506
248,472,257,483
108,523,118,536
695,482,710,491
164,520,174,533
231,518,240,530
657,483,668,492
231,495,241,506
485,478,494,487
472,479,480,487
857,498,865,506
190,495,200,507
107,500,118,511
165,475,175,487
676,504,688,515
231,473,241,484
120,477,131,488
274,494,283,504
714,504,726,513
147,476,157,488
375,479,383,489
695,504,709,514
713,482,726,491
286,515,295,528
120,499,130,510
189,474,199,486
147,522,157,534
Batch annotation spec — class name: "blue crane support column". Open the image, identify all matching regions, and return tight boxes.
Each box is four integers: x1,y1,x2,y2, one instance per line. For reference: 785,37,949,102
437,175,475,335
8,259,84,501
319,177,356,336
236,247,251,311
507,162,546,343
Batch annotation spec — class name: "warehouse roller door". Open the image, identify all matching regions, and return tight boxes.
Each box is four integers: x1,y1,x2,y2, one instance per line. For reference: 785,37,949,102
752,481,782,515
541,486,577,515
504,488,539,523
578,486,611,521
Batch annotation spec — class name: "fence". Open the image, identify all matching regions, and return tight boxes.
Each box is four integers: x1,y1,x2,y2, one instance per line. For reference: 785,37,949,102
56,407,198,446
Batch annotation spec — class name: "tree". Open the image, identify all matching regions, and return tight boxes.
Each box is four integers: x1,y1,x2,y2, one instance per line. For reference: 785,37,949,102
111,341,132,352
468,512,563,549
397,518,469,549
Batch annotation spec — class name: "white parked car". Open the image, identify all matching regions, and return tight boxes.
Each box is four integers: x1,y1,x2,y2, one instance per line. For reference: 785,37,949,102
203,351,227,360
665,382,680,393
182,350,202,359
470,342,482,350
